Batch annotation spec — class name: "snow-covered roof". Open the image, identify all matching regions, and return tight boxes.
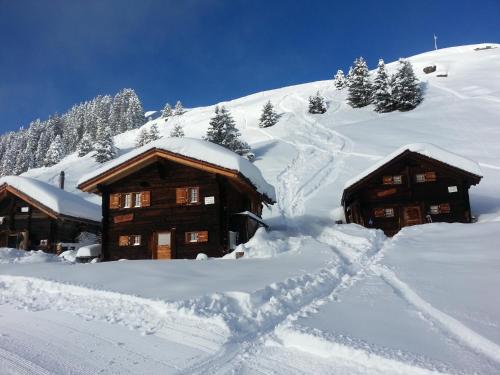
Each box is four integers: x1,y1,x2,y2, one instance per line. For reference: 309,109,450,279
144,110,158,117
78,137,276,202
344,143,483,190
235,211,269,228
0,176,101,222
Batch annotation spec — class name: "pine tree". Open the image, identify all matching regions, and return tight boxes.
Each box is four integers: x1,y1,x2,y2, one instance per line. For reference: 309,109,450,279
334,70,346,90
161,103,173,119
148,123,161,142
391,59,423,111
259,100,280,128
346,66,354,87
170,123,185,137
78,133,94,157
135,128,150,147
93,120,116,163
44,135,65,166
347,57,373,108
372,59,393,113
308,91,327,114
204,106,250,155
173,101,186,116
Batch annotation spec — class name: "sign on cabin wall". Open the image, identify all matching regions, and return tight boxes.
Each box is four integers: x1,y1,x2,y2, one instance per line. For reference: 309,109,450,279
376,188,397,198
204,196,215,205
448,186,458,193
114,213,134,224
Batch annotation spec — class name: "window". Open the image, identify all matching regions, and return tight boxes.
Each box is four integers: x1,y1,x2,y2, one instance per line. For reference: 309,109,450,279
185,231,208,244
383,175,403,185
20,206,30,213
415,171,437,183
430,205,439,215
374,208,395,218
429,203,451,215
123,194,132,208
40,239,48,246
176,187,200,205
119,235,142,246
134,193,142,208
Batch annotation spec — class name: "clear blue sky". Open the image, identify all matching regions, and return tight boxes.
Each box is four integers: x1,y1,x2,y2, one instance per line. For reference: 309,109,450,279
0,0,499,132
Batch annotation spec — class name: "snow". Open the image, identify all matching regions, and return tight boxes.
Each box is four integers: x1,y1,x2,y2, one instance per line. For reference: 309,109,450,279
0,248,62,264
344,142,483,190
78,137,276,202
76,244,102,258
1,43,500,374
235,210,269,227
0,176,101,222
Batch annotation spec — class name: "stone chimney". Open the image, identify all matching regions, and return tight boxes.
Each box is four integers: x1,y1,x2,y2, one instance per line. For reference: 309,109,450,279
59,171,65,190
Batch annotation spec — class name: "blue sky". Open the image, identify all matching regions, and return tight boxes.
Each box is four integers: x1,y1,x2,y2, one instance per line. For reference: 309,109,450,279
0,0,499,132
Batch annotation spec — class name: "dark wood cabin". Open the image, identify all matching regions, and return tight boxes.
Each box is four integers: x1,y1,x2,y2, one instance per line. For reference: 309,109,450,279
0,176,101,252
78,140,275,261
342,144,482,236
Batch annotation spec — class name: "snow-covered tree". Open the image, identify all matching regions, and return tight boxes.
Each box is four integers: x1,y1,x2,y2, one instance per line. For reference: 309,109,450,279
346,66,354,87
135,128,150,147
173,101,186,116
161,103,173,119
308,91,327,114
259,100,280,128
78,133,94,157
93,120,116,163
44,135,65,166
204,106,250,155
391,59,423,111
170,123,185,137
148,123,161,142
372,59,393,113
347,57,373,108
334,69,347,90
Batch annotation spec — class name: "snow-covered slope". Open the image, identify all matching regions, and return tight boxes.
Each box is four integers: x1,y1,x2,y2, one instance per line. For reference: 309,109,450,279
1,43,498,374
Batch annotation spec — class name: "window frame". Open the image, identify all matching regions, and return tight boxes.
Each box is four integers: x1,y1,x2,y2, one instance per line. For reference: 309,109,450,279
134,192,142,208
123,193,132,208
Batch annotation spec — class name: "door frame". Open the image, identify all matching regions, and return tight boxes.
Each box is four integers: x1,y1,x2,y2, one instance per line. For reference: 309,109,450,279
151,229,175,260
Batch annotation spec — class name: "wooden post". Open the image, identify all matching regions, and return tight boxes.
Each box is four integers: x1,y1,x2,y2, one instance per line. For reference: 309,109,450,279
99,184,110,261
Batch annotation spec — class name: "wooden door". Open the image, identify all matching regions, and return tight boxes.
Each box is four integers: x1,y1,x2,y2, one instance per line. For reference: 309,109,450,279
403,206,422,227
153,231,173,260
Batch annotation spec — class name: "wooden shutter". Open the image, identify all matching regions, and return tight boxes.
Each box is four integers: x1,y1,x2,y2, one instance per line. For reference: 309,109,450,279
118,235,129,246
197,231,209,242
439,203,451,214
140,191,151,207
374,208,385,218
176,188,188,204
425,171,437,181
382,176,393,185
110,194,121,209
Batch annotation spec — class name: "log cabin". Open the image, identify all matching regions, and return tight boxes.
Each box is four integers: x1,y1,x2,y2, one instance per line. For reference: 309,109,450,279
342,143,482,236
77,137,276,261
0,175,101,251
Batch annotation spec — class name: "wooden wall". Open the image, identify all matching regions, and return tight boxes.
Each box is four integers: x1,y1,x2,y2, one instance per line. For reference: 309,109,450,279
102,158,263,261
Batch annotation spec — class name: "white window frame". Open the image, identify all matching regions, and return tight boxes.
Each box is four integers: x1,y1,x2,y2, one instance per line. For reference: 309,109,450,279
189,232,199,243
415,174,425,183
134,192,142,208
132,235,141,246
123,193,132,208
393,175,402,184
430,205,439,215
188,187,199,204
384,208,395,217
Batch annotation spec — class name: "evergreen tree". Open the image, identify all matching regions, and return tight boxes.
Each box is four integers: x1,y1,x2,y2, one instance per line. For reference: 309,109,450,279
173,100,185,116
135,128,150,147
259,100,280,128
204,106,250,155
346,66,354,87
93,120,116,163
161,103,173,119
170,123,185,138
148,123,161,142
372,59,393,113
391,59,423,111
78,133,94,157
347,57,373,108
44,135,65,166
334,69,346,90
308,91,327,114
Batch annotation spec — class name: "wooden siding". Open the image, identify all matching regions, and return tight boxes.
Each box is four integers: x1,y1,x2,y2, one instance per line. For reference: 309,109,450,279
101,158,264,261
343,153,477,236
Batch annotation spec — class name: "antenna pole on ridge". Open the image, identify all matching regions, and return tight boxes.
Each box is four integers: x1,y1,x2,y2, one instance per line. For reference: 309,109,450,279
434,34,438,50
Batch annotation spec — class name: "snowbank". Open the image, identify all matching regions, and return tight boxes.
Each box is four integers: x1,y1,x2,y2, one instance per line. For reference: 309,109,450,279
0,175,101,222
78,137,276,202
0,248,62,264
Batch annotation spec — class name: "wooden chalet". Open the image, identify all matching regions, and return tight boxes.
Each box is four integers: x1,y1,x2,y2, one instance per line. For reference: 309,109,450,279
342,143,482,236
77,138,276,261
0,175,101,251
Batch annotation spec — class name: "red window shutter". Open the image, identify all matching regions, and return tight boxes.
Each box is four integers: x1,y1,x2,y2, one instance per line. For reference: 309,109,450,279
118,235,129,246
374,208,385,218
198,231,209,243
110,194,121,209
382,176,393,185
176,188,188,204
439,203,451,214
141,191,151,207
425,171,437,181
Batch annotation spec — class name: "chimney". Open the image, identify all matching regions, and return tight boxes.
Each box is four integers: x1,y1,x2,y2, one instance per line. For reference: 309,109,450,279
59,171,65,190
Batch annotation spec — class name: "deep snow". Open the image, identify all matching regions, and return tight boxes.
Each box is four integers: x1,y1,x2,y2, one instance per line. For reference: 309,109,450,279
0,43,499,374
